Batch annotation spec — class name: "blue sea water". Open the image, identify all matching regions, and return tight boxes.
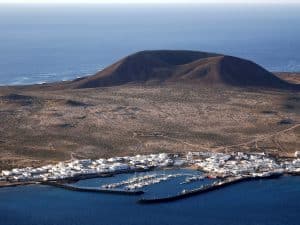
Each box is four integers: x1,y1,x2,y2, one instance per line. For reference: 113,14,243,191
72,169,215,198
0,4,300,85
0,169,300,225
1,5,300,224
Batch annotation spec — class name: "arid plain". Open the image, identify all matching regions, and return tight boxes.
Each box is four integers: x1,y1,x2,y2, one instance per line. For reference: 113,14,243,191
0,79,299,170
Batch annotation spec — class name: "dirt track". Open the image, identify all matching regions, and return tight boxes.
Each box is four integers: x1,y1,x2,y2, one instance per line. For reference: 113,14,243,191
0,84,299,169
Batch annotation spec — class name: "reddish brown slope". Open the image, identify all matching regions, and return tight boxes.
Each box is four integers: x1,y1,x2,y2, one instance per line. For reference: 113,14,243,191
66,50,299,90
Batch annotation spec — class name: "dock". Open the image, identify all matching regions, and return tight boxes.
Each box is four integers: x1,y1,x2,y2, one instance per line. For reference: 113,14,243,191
138,174,283,204
287,171,300,176
0,181,40,188
42,181,144,195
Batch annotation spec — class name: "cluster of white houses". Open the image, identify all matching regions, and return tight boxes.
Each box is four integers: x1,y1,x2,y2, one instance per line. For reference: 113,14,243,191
1,151,300,183
0,153,174,182
190,152,300,177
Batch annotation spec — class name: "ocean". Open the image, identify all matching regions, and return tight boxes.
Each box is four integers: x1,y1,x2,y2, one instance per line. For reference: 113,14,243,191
0,4,300,85
1,5,300,225
0,169,300,225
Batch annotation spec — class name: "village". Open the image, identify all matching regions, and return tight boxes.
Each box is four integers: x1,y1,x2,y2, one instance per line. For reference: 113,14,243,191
1,151,300,185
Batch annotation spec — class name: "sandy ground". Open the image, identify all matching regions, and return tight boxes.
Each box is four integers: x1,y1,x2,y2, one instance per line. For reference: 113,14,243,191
276,72,300,84
0,80,299,170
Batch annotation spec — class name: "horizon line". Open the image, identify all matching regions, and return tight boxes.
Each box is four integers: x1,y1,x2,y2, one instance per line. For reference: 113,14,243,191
1,2,300,5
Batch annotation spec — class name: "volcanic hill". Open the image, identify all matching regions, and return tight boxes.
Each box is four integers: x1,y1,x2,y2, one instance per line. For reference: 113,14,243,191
65,50,299,90
0,50,299,170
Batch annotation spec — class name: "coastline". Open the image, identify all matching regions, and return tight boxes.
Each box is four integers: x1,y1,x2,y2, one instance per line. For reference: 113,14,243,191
1,166,300,204
1,150,300,203
0,165,156,188
1,167,299,189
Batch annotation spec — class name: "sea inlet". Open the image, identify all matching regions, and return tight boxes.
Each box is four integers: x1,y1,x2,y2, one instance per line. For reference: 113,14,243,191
0,169,300,225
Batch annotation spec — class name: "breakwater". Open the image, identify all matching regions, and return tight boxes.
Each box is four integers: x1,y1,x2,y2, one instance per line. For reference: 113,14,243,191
138,174,283,204
42,181,144,195
287,171,300,176
2,175,300,225
0,181,39,188
0,167,153,188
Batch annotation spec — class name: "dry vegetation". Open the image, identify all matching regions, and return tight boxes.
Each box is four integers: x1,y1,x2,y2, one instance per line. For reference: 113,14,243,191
0,82,299,170
276,72,300,84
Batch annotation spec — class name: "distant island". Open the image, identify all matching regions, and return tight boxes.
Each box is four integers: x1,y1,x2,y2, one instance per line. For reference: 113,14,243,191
0,50,299,171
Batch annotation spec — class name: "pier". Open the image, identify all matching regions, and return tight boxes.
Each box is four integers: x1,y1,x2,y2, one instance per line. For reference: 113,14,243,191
287,171,300,176
42,181,144,195
0,181,40,188
138,174,283,204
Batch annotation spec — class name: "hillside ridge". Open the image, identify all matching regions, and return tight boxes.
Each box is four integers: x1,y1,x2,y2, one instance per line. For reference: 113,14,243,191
66,50,299,90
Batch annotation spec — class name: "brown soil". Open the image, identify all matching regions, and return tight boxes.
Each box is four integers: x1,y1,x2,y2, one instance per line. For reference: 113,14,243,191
0,83,299,169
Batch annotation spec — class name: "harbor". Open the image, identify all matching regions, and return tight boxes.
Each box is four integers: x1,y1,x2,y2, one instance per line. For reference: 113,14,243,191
1,174,299,225
1,151,300,203
138,173,283,204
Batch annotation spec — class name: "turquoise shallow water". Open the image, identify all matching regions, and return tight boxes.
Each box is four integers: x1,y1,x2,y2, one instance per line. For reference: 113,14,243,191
0,169,300,225
0,5,300,85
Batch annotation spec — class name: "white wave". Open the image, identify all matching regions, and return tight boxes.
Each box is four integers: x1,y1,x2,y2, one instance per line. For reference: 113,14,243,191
1,66,104,85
